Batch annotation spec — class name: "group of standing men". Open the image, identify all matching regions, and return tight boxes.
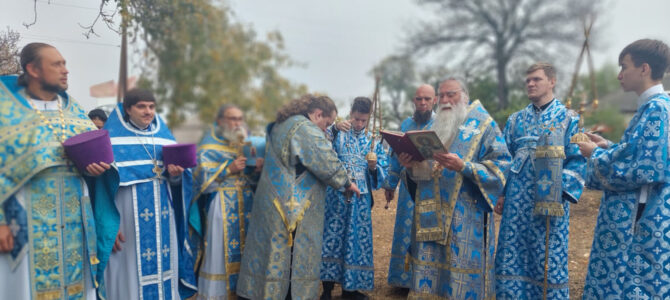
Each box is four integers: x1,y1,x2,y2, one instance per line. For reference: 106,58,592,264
381,39,670,300
1,38,670,300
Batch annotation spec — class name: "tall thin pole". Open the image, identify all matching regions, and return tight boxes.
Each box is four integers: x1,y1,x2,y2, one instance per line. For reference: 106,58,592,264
117,0,128,103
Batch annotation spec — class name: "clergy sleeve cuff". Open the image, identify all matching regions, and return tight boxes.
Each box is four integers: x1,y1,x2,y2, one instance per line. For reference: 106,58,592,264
460,161,474,178
0,208,6,226
344,180,352,189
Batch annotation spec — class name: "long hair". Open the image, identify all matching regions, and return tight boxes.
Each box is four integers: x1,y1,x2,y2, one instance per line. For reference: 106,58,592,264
275,94,337,123
17,42,55,87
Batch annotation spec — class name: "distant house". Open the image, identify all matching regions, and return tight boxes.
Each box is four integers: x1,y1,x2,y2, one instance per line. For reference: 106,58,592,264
600,77,670,122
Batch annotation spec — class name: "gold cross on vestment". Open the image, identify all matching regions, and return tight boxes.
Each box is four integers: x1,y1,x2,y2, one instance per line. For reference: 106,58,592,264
285,197,301,211
152,161,163,179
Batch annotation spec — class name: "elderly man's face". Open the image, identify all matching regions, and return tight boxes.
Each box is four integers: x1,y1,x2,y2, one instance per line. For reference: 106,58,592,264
437,80,464,109
218,107,245,130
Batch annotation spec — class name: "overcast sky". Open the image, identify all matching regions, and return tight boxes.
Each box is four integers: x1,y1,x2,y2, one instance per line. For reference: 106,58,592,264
1,0,669,112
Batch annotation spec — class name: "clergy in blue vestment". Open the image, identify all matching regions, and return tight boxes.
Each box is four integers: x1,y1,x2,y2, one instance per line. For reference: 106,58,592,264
576,39,670,300
190,104,261,299
0,43,109,300
400,78,510,299
320,97,388,300
94,88,196,300
494,63,586,299
383,84,436,291
236,94,361,300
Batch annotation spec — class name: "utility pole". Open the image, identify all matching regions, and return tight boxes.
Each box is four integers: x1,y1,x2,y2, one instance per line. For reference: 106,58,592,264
117,0,128,103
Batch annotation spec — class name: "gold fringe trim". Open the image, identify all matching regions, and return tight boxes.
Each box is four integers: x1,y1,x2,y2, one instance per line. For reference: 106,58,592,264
533,201,565,216
35,282,84,299
535,146,566,159
415,230,444,243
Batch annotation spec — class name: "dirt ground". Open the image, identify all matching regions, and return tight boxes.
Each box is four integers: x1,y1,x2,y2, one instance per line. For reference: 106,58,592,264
328,189,603,299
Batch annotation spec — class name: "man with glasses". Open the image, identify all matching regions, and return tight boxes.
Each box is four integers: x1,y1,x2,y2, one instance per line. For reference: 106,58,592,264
190,104,262,299
495,63,586,299
383,84,436,292
399,78,510,299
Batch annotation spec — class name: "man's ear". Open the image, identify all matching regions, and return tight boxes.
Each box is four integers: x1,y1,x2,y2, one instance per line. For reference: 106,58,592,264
641,63,652,78
309,108,323,121
25,62,40,79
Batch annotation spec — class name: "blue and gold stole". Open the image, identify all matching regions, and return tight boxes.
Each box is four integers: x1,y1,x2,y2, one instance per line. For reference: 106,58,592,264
0,75,99,298
508,100,573,216
415,100,493,243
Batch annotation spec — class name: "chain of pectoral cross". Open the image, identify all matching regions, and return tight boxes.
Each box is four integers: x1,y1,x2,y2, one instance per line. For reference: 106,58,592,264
135,132,163,179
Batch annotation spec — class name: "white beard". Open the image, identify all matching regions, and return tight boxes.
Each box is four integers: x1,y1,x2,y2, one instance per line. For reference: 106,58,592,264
432,101,468,151
221,124,247,143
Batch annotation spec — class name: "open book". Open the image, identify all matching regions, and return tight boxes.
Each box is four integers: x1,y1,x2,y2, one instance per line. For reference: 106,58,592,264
380,129,447,162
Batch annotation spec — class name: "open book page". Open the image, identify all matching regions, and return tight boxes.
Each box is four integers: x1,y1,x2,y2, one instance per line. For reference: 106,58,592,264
380,129,447,162
406,130,447,160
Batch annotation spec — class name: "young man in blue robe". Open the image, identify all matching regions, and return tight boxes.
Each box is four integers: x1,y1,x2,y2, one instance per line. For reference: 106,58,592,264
0,43,109,300
495,62,586,299
398,78,510,299
94,88,196,300
576,39,670,300
382,84,436,292
236,94,361,300
190,104,262,299
320,97,388,300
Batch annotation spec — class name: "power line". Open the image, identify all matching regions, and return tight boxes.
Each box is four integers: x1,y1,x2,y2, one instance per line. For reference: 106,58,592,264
35,0,116,13
20,33,120,48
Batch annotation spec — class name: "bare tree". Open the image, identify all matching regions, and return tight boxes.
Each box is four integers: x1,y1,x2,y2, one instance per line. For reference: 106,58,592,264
407,0,601,108
372,55,417,126
0,28,21,75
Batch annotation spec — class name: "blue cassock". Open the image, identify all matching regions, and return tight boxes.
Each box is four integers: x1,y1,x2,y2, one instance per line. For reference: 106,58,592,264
582,89,670,299
0,75,99,299
320,127,388,291
407,100,510,299
494,99,586,299
383,113,434,288
94,103,196,299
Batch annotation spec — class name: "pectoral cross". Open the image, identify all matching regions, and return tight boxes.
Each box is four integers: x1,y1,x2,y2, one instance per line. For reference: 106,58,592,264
152,161,163,179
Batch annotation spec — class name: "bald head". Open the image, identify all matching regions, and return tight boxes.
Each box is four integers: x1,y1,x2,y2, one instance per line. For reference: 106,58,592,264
415,84,435,97
413,84,436,114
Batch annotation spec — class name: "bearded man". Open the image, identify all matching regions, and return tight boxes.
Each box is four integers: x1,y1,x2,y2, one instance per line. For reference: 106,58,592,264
383,84,436,290
0,42,108,300
396,78,510,299
190,104,262,299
